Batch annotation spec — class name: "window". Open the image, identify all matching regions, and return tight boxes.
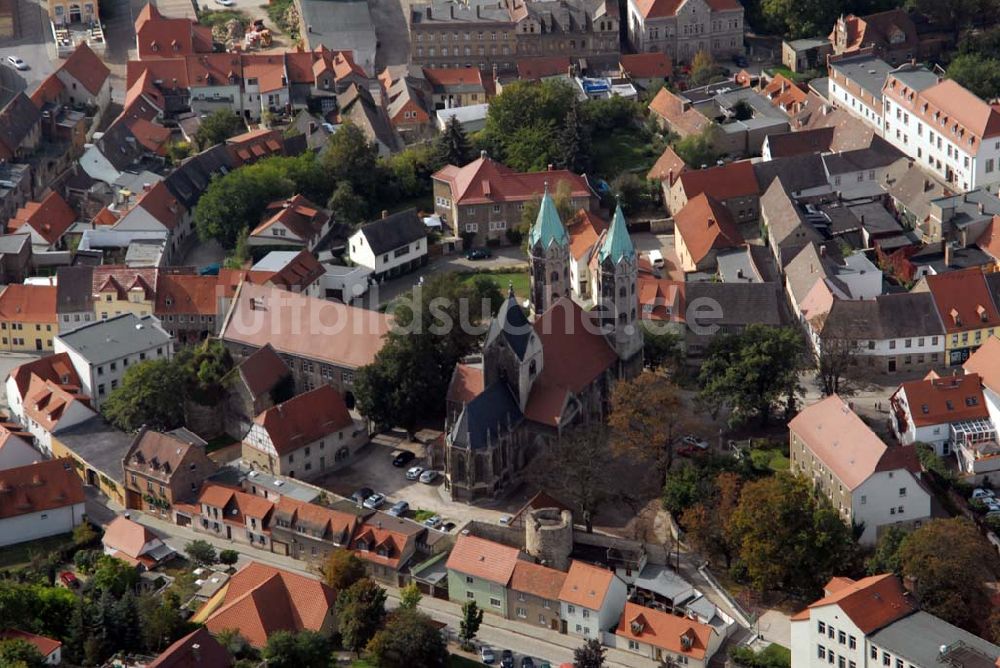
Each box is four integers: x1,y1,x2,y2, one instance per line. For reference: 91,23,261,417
899,487,907,497
567,605,575,614
819,646,827,660
849,636,857,650
466,591,475,599
838,631,846,644
516,607,527,618
490,597,501,608
582,610,590,619
628,640,640,650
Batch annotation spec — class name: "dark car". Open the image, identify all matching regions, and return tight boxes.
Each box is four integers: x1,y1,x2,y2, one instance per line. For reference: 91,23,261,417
734,54,748,67
466,248,492,260
501,650,515,668
351,487,374,504
520,658,535,668
392,451,416,467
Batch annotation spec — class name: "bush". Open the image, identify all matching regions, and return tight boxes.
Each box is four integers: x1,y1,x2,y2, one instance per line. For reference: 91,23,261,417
218,550,239,567
730,644,791,668
73,550,99,574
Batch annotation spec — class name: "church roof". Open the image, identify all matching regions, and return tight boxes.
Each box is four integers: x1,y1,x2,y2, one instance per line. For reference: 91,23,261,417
598,204,635,264
450,381,523,449
528,188,569,248
485,290,533,360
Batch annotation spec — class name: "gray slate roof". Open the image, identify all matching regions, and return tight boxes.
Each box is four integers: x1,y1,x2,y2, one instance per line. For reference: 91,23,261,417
358,209,426,255
54,416,134,483
822,292,943,340
760,178,822,250
485,293,533,359
869,611,1000,668
754,154,829,195
56,313,171,365
450,381,523,450
0,93,41,155
684,281,783,327
829,54,892,103
56,266,95,314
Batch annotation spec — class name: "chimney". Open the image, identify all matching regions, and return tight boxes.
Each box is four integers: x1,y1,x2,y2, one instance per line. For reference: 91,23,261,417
979,201,986,215
425,6,431,18
480,149,488,159
820,244,827,256
382,209,389,219
860,214,865,224
667,168,674,185
547,164,554,171
945,241,953,267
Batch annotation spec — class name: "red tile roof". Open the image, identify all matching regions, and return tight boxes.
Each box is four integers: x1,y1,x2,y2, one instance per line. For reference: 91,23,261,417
137,181,186,230
676,160,760,201
102,515,160,560
204,562,336,648
432,155,591,206
792,574,916,633
762,74,809,113
241,54,287,93
977,217,1000,260
155,274,219,316
8,353,79,401
648,88,710,136
516,57,572,81
198,484,274,526
423,67,485,88
559,560,616,610
964,335,1000,394
567,209,608,261
620,53,672,79
8,192,77,246
0,459,85,521
638,275,684,322
147,627,232,667
922,268,1000,333
615,602,715,660
510,560,567,600
646,146,687,183
253,385,354,456
234,344,290,398
673,193,744,265
135,4,212,60
252,194,329,243
886,74,1000,144
896,372,989,427
446,363,484,405
275,496,357,546
0,284,57,324
92,266,158,301
446,534,521,585
0,629,62,658
351,512,423,570
30,74,66,107
23,376,92,433
59,43,110,96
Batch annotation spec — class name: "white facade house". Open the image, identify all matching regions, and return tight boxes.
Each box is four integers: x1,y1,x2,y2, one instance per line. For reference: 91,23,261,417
827,53,892,134
559,560,628,642
348,209,428,280
889,372,991,456
883,66,1000,192
0,459,86,548
20,381,96,457
112,183,192,260
626,0,744,64
53,313,173,409
0,429,41,471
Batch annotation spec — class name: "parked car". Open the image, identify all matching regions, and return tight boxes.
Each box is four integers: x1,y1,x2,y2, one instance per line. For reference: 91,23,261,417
734,54,748,67
481,647,496,665
5,56,28,70
501,650,515,668
647,249,665,268
406,466,424,481
363,493,386,509
59,571,79,588
215,0,234,5
392,450,416,467
351,487,374,504
388,500,410,517
521,658,535,668
442,521,457,532
466,248,492,261
682,434,709,450
677,444,708,457
423,515,442,528
985,500,1000,513
419,469,439,484
972,488,995,500
499,514,513,526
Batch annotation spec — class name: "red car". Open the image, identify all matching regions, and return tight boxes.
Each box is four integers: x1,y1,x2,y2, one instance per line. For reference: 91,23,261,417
59,571,79,588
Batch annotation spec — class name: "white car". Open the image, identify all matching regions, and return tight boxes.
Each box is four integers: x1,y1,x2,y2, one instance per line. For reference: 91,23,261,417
215,0,235,6
423,515,442,529
405,466,424,481
972,488,995,501
418,469,439,484
682,435,710,450
6,56,28,71
481,647,496,665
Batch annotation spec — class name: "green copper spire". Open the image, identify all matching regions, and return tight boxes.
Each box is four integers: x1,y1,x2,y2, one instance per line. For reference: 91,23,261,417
598,202,635,264
528,184,569,248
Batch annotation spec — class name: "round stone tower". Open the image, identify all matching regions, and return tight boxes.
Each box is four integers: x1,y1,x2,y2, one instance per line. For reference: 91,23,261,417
524,508,573,571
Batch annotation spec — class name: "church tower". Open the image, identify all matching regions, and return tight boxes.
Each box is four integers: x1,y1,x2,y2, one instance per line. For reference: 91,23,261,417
528,186,570,315
596,203,643,374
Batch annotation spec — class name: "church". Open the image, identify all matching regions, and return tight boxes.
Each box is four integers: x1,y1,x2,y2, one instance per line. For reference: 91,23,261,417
443,190,643,501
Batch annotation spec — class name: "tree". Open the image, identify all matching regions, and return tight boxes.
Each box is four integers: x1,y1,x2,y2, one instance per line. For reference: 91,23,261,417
0,639,46,668
680,471,743,568
866,526,907,576
194,110,245,150
480,79,577,168
947,53,1000,101
177,338,233,405
671,125,720,169
389,144,441,200
113,590,142,655
262,630,332,668
73,520,99,547
573,638,606,668
725,474,856,596
319,550,367,590
435,115,474,167
321,121,388,215
215,628,251,658
102,358,187,431
641,324,683,375
698,325,806,427
528,424,612,533
218,549,239,567
399,582,422,610
611,173,649,214
608,372,688,483
194,161,295,248
458,600,484,649
327,181,367,229
816,337,862,397
899,518,1000,634
519,179,577,232
89,554,139,597
184,539,217,567
165,140,193,165
689,50,717,86
367,609,448,668
138,592,190,652
906,0,997,40
555,98,591,173
336,579,387,655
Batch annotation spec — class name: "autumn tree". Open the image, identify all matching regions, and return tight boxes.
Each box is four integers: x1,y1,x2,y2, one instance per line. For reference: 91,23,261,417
899,518,1000,635
608,372,688,483
726,474,856,596
399,582,422,610
689,50,717,86
680,472,743,568
528,424,612,532
320,550,367,591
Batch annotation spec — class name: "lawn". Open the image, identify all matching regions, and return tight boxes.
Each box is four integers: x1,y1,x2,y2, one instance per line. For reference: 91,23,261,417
197,8,247,28
457,271,530,297
0,533,74,570
750,448,790,472
413,509,437,522
766,65,815,83
591,127,661,180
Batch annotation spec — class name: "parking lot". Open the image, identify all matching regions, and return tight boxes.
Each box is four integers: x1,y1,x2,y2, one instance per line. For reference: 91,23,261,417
314,432,510,529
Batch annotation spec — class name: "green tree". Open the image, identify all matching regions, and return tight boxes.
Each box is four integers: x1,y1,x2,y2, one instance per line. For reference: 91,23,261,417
336,579,387,655
435,116,473,167
184,539,217,566
480,79,578,167
389,143,441,200
610,173,649,214
218,549,240,567
194,161,295,247
327,181,367,230
458,599,484,649
947,53,1000,101
89,554,139,597
555,98,591,173
866,526,907,576
672,125,720,169
165,140,193,166
573,638,606,668
366,609,448,668
320,121,388,215
399,582,422,610
138,592,191,652
689,50,717,86
102,358,187,431
319,550,367,590
906,0,997,39
177,338,233,405
699,325,806,427
519,178,577,233
726,474,857,596
899,518,1000,634
73,520,99,547
194,110,246,150
225,227,251,269
642,324,683,374
113,591,143,655
0,638,46,668
262,630,332,668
